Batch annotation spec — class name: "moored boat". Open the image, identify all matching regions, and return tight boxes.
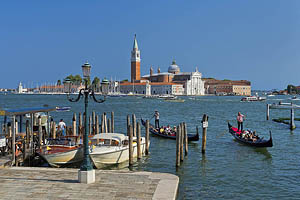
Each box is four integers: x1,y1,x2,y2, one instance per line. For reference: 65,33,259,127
228,123,273,147
141,119,199,141
89,133,148,168
37,137,83,167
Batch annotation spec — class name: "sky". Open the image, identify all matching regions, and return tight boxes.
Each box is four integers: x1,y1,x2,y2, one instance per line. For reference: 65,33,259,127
1,1,300,90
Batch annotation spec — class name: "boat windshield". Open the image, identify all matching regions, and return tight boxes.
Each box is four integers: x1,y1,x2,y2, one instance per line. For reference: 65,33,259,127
94,139,120,146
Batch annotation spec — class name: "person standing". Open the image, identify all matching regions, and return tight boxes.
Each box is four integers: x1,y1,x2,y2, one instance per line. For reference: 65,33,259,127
237,112,245,131
58,119,66,137
153,110,160,129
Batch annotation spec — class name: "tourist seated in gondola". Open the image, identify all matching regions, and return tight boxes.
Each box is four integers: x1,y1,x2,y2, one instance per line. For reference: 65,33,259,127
159,127,165,134
165,125,171,135
241,130,249,138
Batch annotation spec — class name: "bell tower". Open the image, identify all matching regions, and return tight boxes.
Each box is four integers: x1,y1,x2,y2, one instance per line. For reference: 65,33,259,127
131,34,141,82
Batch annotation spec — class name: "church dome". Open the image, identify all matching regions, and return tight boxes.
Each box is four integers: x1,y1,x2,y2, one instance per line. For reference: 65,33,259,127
168,60,180,74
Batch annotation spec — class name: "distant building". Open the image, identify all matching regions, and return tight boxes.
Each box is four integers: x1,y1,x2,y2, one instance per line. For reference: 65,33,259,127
17,82,28,93
120,35,205,95
203,79,251,96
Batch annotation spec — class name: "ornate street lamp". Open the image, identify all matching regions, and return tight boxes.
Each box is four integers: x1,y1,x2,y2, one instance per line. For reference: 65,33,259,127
66,61,106,184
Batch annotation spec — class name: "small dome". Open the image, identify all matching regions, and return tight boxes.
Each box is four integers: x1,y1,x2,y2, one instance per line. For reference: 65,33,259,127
168,60,180,73
101,78,109,85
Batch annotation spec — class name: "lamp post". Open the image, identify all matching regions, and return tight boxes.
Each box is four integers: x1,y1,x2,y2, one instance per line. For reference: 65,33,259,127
66,61,106,184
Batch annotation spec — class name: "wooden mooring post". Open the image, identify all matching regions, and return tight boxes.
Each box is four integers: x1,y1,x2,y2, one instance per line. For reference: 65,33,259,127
126,115,131,135
38,116,42,149
184,122,188,156
12,116,16,166
291,108,296,130
89,116,92,135
92,111,96,134
26,120,30,148
145,120,150,155
137,122,141,159
180,123,184,162
201,114,208,154
108,119,111,133
78,112,82,137
111,111,114,133
104,112,108,133
132,114,136,137
128,124,133,166
101,113,105,133
72,113,77,136
176,125,180,167
95,115,99,135
266,104,270,120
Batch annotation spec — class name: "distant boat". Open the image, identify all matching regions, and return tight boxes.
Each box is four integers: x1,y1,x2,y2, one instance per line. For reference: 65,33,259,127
241,96,266,102
291,96,300,100
56,106,71,112
158,95,176,99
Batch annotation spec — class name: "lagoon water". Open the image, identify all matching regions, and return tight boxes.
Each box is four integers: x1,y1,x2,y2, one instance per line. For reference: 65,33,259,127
1,94,300,199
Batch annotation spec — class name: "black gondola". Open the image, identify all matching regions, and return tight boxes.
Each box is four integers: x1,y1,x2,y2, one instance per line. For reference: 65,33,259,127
141,119,199,141
228,122,273,147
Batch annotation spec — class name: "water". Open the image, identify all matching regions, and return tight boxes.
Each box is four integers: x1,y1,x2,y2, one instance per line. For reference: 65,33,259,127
1,94,300,199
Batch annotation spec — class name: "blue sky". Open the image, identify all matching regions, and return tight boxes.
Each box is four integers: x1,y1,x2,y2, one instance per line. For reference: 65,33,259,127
1,1,300,90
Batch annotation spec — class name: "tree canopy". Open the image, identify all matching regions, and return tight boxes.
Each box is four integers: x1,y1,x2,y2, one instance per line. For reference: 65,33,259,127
64,74,82,85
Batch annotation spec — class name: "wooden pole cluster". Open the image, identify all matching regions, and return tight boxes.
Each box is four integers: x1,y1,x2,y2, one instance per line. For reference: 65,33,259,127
176,122,189,167
267,103,298,130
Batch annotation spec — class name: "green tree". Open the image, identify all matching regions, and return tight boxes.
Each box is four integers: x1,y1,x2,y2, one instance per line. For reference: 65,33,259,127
74,75,82,85
57,80,61,85
92,77,100,92
64,74,82,85
287,84,296,94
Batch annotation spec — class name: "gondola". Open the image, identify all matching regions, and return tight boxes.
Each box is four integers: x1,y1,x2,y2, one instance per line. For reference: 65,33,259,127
141,119,199,141
228,122,273,147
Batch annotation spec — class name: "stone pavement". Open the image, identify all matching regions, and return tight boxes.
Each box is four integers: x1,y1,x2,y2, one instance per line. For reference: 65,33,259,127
0,167,179,200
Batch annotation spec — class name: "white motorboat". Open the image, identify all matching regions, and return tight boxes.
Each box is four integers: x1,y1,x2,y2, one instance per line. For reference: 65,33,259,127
241,96,266,102
89,133,148,168
38,136,83,167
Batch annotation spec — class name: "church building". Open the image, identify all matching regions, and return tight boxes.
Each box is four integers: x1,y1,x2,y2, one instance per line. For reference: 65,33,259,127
120,35,205,96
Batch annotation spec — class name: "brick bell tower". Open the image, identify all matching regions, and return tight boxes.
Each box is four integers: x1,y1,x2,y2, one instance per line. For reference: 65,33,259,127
131,34,141,83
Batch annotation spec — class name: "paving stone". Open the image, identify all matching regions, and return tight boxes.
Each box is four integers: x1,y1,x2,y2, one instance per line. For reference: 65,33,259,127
0,167,178,200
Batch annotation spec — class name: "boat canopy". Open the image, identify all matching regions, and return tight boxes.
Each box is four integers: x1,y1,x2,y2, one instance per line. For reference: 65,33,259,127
91,133,127,142
0,107,56,116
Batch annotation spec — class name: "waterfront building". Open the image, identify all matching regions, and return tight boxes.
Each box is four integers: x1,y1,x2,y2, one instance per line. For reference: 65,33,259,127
203,78,251,96
17,82,28,93
120,35,205,96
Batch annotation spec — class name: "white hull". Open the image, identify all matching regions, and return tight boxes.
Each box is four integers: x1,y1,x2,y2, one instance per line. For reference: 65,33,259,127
40,147,83,167
90,139,147,169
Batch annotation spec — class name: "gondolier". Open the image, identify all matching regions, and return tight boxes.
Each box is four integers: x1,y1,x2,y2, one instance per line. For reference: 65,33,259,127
237,112,245,131
153,110,160,129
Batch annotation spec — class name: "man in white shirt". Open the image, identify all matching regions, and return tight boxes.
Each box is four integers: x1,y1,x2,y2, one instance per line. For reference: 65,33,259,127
153,110,160,129
58,119,66,136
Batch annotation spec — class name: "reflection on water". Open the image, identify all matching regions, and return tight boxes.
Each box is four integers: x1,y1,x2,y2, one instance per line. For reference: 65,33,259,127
254,148,272,160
